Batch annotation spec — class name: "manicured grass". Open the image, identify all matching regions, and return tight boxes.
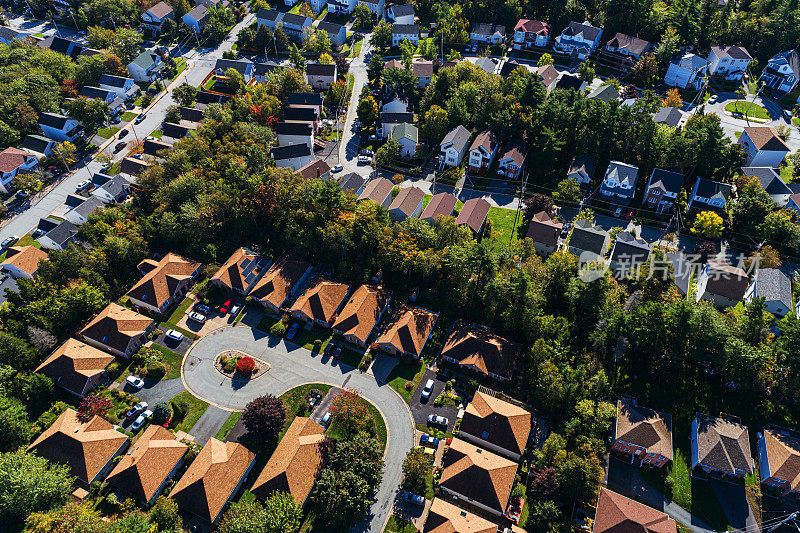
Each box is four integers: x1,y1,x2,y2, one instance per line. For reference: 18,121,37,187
145,343,184,380
384,515,417,533
165,296,193,326
149,129,164,139
292,325,334,352
724,100,771,120
106,162,121,175
385,360,426,403
326,392,387,452
171,391,210,433
279,383,333,437
350,38,363,58
214,411,242,441
100,389,140,424
0,235,41,262
121,112,137,123
170,58,187,80
96,126,121,139
487,206,521,249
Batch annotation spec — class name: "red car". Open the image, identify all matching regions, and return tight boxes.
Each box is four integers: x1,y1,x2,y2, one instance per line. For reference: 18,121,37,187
114,141,127,152
219,299,232,313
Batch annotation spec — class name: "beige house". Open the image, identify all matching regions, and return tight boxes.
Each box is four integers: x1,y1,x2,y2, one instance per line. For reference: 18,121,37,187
375,305,438,359
80,303,154,358
0,245,48,279
289,276,350,327
458,391,531,460
35,338,114,396
249,252,313,312
331,285,392,347
126,253,200,314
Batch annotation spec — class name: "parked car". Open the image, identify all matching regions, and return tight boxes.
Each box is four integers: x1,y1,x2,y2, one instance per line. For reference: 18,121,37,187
404,491,425,505
219,299,232,313
321,411,331,426
420,433,439,447
118,129,129,139
360,149,374,156
194,303,211,314
125,101,135,110
114,141,127,152
623,208,634,221
470,44,478,52
165,329,184,342
135,113,146,124
131,409,153,431
109,116,122,124
708,95,718,104
331,164,343,173
16,190,29,199
125,401,148,419
1,236,19,249
229,304,241,315
286,323,299,340
427,414,448,427
357,155,371,164
126,375,145,390
332,345,342,359
324,342,336,356
76,180,91,191
421,379,434,400
188,311,206,323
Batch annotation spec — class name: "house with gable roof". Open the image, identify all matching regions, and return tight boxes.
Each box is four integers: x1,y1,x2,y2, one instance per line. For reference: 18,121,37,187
600,160,639,201
745,268,793,317
687,178,732,210
249,251,313,312
691,413,754,478
696,259,750,309
211,247,267,295
758,427,800,496
35,338,114,397
375,304,438,359
332,284,392,347
441,324,520,381
665,53,708,90
468,129,499,174
526,211,563,256
643,168,684,213
605,32,650,60
760,49,800,93
612,399,673,468
709,45,753,80
513,19,550,49
738,126,790,168
80,303,154,358
594,488,677,533
126,253,201,314
554,21,603,59
459,390,531,460
0,245,48,279
289,276,349,327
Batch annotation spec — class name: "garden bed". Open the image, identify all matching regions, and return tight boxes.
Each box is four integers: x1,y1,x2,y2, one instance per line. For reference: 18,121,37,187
214,350,269,379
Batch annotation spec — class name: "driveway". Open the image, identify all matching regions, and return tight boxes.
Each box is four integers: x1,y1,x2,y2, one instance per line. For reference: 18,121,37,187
181,326,414,533
709,479,757,533
409,369,459,432
135,377,186,405
188,405,230,445
151,333,193,356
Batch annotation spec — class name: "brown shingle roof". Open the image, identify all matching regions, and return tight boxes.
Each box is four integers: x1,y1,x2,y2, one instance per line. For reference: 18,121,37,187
126,253,199,309
421,192,457,222
211,247,263,293
289,276,349,323
499,140,529,167
694,413,753,475
250,251,310,308
332,284,392,344
357,177,394,205
388,186,424,217
80,303,153,355
615,400,673,460
712,45,752,60
297,159,331,181
456,198,490,233
377,305,438,357
514,19,550,35
703,260,750,301
762,429,800,492
106,425,187,503
146,1,173,19
423,498,497,533
526,211,562,247
460,391,531,457
594,488,677,533
1,245,48,276
606,32,650,56
469,129,498,154
27,409,127,483
743,126,790,151
0,147,32,173
170,438,255,523
412,60,434,77
441,325,520,380
35,339,114,396
537,64,559,86
385,59,404,70
250,417,328,505
440,438,517,514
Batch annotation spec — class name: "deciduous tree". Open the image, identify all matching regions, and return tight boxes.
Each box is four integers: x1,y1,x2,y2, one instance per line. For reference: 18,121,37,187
242,394,286,441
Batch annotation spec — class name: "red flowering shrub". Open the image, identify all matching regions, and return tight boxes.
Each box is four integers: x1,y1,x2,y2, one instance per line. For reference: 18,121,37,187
236,356,256,375
77,394,113,422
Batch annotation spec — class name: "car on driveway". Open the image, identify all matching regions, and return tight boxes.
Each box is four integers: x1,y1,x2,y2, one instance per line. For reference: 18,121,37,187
1,236,19,249
115,141,127,152
427,414,448,427
188,311,206,323
76,179,91,191
420,379,434,400
286,323,299,340
165,329,184,342
219,299,232,313
126,375,145,390
321,411,331,426
109,116,121,124
708,95,718,104
331,164,343,173
194,304,211,315
357,155,371,164
131,409,152,431
229,304,241,316
125,401,148,419
420,433,439,447
404,491,425,506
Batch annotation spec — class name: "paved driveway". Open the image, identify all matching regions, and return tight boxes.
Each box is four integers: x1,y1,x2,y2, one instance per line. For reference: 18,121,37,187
409,369,459,432
136,377,186,406
181,326,414,533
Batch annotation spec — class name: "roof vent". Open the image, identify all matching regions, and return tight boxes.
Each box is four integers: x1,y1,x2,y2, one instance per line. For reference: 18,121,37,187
476,448,482,453
460,511,467,517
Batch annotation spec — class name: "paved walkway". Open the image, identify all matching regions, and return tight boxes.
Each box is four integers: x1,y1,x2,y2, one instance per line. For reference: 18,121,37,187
181,326,414,533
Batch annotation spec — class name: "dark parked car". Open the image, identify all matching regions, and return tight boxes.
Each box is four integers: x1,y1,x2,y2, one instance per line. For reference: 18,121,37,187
114,141,127,151
135,113,146,124
194,304,211,315
404,492,425,506
118,129,129,138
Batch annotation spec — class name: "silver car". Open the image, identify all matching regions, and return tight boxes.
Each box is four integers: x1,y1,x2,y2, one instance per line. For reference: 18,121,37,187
131,409,152,431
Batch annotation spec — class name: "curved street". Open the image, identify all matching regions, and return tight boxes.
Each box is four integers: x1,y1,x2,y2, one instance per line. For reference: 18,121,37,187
181,326,414,533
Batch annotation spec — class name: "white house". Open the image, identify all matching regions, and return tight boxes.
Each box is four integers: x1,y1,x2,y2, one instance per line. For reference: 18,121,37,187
142,1,174,33
745,268,792,317
98,74,138,100
36,219,78,251
554,20,603,59
759,49,800,93
305,62,337,90
412,60,433,87
599,161,638,201
738,126,790,168
272,144,313,171
497,141,529,179
438,125,471,169
392,24,418,46
38,112,82,142
328,0,355,14
80,86,116,105
470,22,505,45
390,123,418,158
567,154,596,186
709,45,752,81
275,122,314,150
0,147,39,194
19,135,56,159
742,166,792,206
664,53,707,90
356,0,384,17
387,4,414,24
317,21,346,48
309,0,327,13
695,260,750,309
513,19,550,49
127,50,164,82
687,178,732,210
64,196,105,226
388,186,424,221
91,173,132,203
379,111,413,138
255,8,282,30
182,5,209,33
214,58,254,82
467,129,498,174
381,98,407,114
279,13,313,39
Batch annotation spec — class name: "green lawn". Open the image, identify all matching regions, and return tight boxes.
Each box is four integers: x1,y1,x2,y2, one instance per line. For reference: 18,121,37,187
165,297,193,326
0,235,40,262
96,126,121,139
170,58,187,80
149,129,164,139
326,392,387,452
350,38,363,58
171,391,210,433
214,411,242,441
385,360,426,403
279,383,334,439
724,100,771,120
293,325,334,352
383,515,417,533
487,206,521,249
121,112,137,123
145,343,184,380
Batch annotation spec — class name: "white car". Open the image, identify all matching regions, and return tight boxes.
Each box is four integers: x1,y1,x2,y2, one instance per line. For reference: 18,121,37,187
76,180,91,191
470,44,478,52
321,411,331,426
331,164,343,173
188,311,207,323
165,329,184,342
131,409,153,431
126,375,145,390
707,95,718,104
421,379,434,400
357,155,371,164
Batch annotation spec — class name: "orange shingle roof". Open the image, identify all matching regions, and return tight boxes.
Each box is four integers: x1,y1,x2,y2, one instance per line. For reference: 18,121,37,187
441,325,520,380
423,498,497,533
35,338,115,396
211,247,263,293
594,488,676,533
249,252,310,308
743,126,790,151
106,425,187,503
332,285,392,344
79,303,153,355
27,409,127,483
1,245,48,276
459,391,531,457
376,305,438,357
250,417,328,505
289,276,349,323
615,400,673,461
126,252,199,309
762,429,800,492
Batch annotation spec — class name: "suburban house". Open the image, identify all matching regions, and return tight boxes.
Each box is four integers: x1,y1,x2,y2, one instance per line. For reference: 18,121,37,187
0,26,30,45
600,160,639,201
567,154,597,186
537,64,560,91
757,428,800,496
439,438,517,517
63,196,105,226
127,49,163,82
143,139,172,158
35,219,78,251
357,177,394,207
412,60,434,87
80,86,116,105
289,276,349,327
612,400,673,468
376,304,438,359
441,324,520,382
381,97,407,114
211,247,267,295
305,62,337,90
379,111,414,138
760,49,800,93
35,338,114,397
297,159,331,181
162,122,194,140
388,186,424,221
439,125,471,169
526,211,563,256
98,74,138,100
496,140,529,179
250,252,313,312
215,58,255,82
38,112,82,142
456,197,491,235
0,147,38,193
470,22,506,44
356,0,384,17
390,122,418,157
468,130,499,174
594,488,677,533
387,4,414,24
327,0,355,14
275,122,314,150
567,219,610,263
391,24,419,46
554,21,603,59
255,8,282,30
789,193,800,216
106,426,187,505
696,259,750,308
126,253,200,314
170,438,256,524
691,413,754,478
664,53,708,90
142,1,174,33
0,245,48,279
91,173,132,203
551,73,587,94
20,134,56,159
738,126,790,167
28,409,128,484
474,57,499,76
339,172,366,196
251,417,328,506
272,144,313,171
284,104,320,123
587,84,619,102
332,284,391,347
687,178,732,210
709,45,752,80
605,33,650,60
420,192,458,224
513,19,550,49
458,391,531,461
745,268,793,317
653,106,684,127
742,166,792,206
424,498,497,533
80,303,154,358
279,13,313,39
644,168,684,213
38,35,83,58
317,21,346,47
182,5,209,33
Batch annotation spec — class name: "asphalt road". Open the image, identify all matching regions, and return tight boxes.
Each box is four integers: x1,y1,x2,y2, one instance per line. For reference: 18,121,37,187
181,326,414,533
338,33,372,178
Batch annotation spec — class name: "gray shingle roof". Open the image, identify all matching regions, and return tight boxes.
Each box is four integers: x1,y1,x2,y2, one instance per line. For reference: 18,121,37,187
98,74,132,88
561,21,601,41
272,144,311,160
43,220,78,246
694,178,731,201
741,167,792,196
389,4,414,17
392,24,419,35
569,219,608,256
38,112,70,129
648,168,684,195
441,125,471,153
653,106,683,127
752,268,792,310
